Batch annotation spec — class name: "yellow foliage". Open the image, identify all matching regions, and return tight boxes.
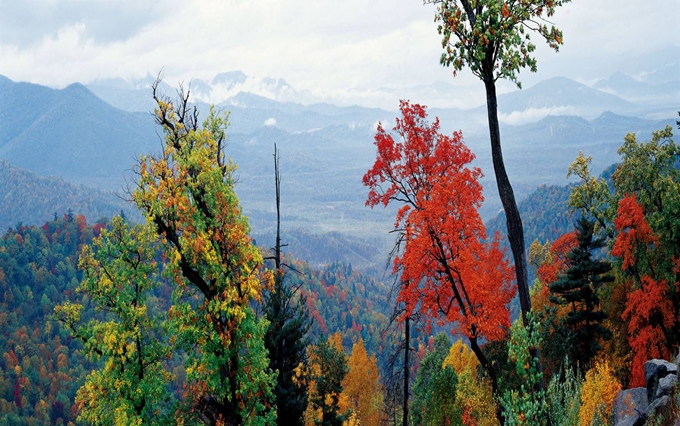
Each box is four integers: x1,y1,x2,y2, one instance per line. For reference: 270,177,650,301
340,338,384,426
579,361,621,426
444,340,498,426
443,339,479,373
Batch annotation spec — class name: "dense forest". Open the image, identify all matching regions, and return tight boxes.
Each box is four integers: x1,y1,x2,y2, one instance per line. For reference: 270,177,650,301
1,1,679,426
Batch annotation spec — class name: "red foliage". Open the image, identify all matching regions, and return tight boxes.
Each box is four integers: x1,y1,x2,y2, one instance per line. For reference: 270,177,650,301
622,276,674,386
363,101,515,342
537,231,578,286
613,194,675,386
612,195,657,271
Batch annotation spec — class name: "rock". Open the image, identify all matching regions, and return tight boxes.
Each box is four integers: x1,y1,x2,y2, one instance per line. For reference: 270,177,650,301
614,415,646,426
645,359,678,401
645,395,671,420
613,388,648,425
656,373,677,398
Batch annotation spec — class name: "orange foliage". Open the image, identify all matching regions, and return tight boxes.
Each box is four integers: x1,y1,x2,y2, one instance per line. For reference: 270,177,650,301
622,276,674,386
536,232,577,287
364,101,515,344
579,361,622,426
613,195,676,387
340,338,383,426
612,194,658,270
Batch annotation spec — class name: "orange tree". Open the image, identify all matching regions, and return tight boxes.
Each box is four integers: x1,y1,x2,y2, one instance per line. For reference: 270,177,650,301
133,82,275,425
363,101,515,423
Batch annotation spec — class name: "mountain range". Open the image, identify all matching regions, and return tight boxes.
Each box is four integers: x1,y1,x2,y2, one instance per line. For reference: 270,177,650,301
0,71,677,267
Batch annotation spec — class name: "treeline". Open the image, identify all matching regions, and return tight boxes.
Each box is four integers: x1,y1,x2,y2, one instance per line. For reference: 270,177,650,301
0,159,138,231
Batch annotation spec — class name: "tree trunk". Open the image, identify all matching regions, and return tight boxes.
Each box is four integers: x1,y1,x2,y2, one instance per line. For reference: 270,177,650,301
469,336,504,426
402,316,410,426
483,79,531,324
484,78,544,391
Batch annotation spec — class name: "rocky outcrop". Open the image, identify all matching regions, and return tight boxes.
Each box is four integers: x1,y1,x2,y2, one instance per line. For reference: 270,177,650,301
614,358,678,426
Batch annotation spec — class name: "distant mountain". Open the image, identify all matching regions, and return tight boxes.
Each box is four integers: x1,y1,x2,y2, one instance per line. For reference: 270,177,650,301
491,77,637,124
0,159,137,230
0,76,158,190
593,71,680,109
2,75,677,263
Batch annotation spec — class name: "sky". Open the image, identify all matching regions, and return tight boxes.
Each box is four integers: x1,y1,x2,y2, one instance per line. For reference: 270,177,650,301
0,0,677,98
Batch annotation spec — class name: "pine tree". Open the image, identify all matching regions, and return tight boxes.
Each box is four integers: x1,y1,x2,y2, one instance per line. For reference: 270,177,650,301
263,144,312,426
549,216,613,370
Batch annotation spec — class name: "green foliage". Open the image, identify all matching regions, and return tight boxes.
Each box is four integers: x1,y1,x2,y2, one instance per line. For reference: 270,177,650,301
263,269,312,426
500,313,547,425
546,363,581,426
548,217,613,371
411,333,461,426
0,214,103,425
133,86,276,424
308,338,349,426
54,216,174,425
433,0,570,86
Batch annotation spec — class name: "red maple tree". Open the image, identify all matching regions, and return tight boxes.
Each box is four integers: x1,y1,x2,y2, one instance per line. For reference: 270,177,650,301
363,101,515,397
612,194,675,386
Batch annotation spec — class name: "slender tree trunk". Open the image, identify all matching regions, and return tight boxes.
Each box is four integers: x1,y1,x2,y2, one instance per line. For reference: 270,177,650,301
483,79,531,323
484,78,545,391
402,316,410,426
274,143,282,272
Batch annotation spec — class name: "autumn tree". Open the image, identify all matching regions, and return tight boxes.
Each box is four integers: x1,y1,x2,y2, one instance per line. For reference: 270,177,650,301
569,126,680,386
363,101,515,424
427,0,570,326
340,338,383,426
54,216,174,425
133,81,275,424
612,195,675,387
410,333,461,426
305,335,349,426
548,216,613,371
443,340,498,426
263,144,312,426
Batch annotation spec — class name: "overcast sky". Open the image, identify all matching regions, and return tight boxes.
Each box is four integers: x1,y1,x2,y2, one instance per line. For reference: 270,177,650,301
0,0,677,94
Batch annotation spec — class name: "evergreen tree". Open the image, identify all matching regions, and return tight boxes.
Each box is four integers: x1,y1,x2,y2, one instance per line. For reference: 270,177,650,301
549,217,613,370
263,144,312,426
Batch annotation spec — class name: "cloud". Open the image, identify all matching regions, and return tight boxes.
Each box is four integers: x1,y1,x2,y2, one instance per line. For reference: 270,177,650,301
264,118,276,127
0,0,676,99
0,0,179,47
498,106,578,126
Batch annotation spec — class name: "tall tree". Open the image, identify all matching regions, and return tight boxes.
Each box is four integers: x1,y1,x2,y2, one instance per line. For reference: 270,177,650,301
133,81,276,425
54,216,174,425
428,0,570,325
363,101,515,424
548,217,613,371
612,195,675,387
263,144,312,426
340,338,384,426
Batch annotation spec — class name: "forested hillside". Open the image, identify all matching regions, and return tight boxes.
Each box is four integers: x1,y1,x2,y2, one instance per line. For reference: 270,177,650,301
0,0,679,424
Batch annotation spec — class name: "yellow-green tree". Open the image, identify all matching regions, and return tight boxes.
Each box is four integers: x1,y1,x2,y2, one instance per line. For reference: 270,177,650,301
133,82,275,425
54,216,174,425
578,361,621,426
340,338,384,426
304,333,349,426
444,340,498,426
